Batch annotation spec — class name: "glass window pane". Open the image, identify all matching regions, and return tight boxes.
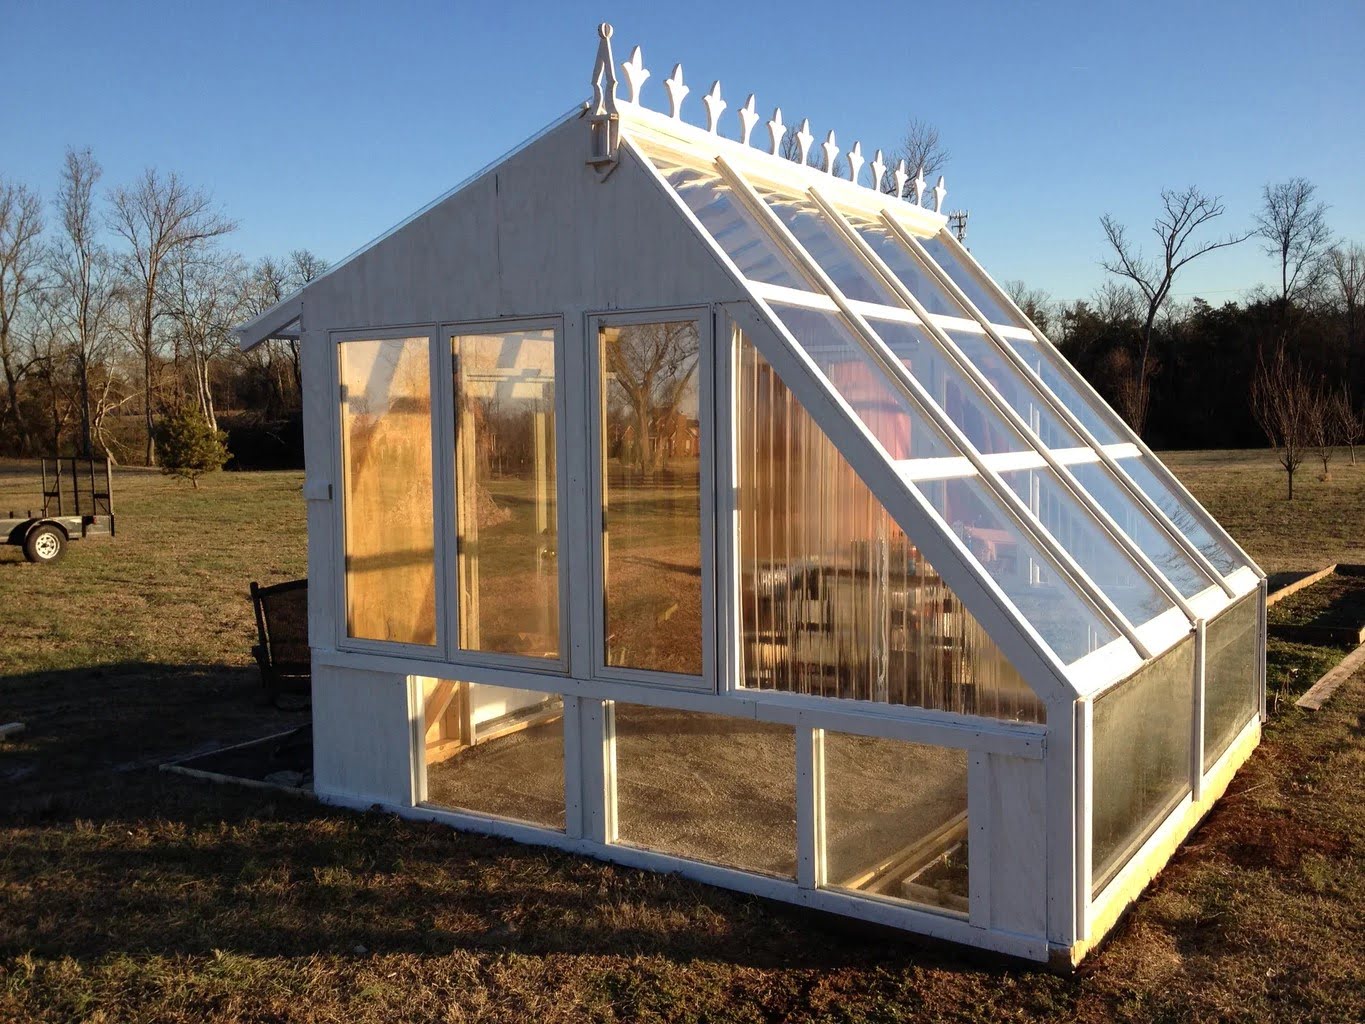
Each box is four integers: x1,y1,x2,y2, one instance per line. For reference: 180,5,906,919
770,302,952,461
1008,339,1122,444
649,155,813,290
743,323,1125,666
613,704,796,877
452,328,559,657
1092,637,1195,894
1203,594,1260,770
997,467,1173,627
1069,462,1214,600
1006,339,1246,577
948,331,1083,451
339,337,437,645
872,318,1032,456
925,474,1123,664
824,732,969,915
599,321,703,675
420,679,565,830
850,218,971,319
1123,458,1245,577
758,190,900,305
738,338,1043,720
920,231,1026,327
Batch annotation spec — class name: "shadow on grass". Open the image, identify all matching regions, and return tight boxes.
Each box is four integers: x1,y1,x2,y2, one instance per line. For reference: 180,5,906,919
0,665,1010,976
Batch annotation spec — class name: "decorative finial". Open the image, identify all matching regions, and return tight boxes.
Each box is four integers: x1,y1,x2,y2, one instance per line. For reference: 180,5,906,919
934,176,947,213
870,149,886,192
591,22,618,117
846,141,864,185
703,81,726,134
821,130,839,174
664,64,689,119
913,165,927,206
621,45,649,104
767,107,786,155
737,94,759,146
893,160,908,198
795,119,814,165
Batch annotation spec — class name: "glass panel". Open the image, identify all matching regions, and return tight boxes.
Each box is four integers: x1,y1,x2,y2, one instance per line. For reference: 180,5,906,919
338,336,437,645
1203,593,1260,770
920,231,1027,327
949,330,1083,451
1007,339,1245,576
599,320,703,675
1008,339,1122,444
758,190,900,305
1069,462,1214,600
613,704,796,877
770,304,1174,629
420,679,565,830
850,217,972,319
998,467,1173,627
872,318,1032,456
738,339,1043,720
824,733,969,915
1123,458,1244,577
648,155,812,290
452,328,559,657
1092,637,1195,894
769,302,953,461
740,325,1123,667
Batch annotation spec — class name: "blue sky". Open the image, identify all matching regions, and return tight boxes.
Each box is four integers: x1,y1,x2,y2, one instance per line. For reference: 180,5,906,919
3,0,1362,304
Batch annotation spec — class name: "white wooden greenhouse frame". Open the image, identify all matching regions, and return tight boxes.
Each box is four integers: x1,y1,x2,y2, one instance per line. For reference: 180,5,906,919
234,25,1266,967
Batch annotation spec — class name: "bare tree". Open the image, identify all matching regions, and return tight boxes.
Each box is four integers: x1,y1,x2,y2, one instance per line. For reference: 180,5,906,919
1256,178,1331,307
1332,383,1362,466
49,148,121,456
604,321,699,476
109,168,234,464
1307,379,1336,478
1251,346,1315,499
778,114,814,166
1003,280,1053,334
1325,242,1364,351
894,118,949,185
1100,187,1252,434
162,243,246,432
0,178,44,452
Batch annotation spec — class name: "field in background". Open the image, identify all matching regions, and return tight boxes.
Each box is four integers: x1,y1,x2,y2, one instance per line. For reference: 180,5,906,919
1,450,1364,1022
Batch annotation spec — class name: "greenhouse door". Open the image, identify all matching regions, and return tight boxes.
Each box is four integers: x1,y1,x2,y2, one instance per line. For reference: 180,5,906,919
588,309,716,689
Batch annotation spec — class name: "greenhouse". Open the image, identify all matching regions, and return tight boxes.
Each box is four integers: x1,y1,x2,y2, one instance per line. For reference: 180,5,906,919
234,24,1267,965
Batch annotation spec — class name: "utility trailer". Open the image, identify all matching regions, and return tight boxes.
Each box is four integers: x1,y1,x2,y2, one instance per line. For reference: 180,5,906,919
2,457,115,564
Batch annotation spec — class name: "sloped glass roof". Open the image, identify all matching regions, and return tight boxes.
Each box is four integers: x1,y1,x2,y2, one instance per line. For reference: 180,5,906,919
626,126,1258,690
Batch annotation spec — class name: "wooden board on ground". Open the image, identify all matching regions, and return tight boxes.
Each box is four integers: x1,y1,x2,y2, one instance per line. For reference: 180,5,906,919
1295,642,1365,711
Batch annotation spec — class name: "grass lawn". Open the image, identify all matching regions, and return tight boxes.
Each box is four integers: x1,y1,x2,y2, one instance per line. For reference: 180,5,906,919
2,450,1365,1022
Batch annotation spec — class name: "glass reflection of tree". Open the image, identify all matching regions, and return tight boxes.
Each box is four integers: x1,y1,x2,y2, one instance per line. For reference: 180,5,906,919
605,322,699,478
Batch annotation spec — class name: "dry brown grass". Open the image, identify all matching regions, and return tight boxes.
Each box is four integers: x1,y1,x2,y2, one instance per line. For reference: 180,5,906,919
1,451,1364,1022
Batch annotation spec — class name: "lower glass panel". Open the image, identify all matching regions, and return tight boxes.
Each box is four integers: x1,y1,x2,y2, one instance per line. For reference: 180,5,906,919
823,732,969,916
1091,637,1195,894
1203,593,1260,770
612,704,796,877
420,679,565,831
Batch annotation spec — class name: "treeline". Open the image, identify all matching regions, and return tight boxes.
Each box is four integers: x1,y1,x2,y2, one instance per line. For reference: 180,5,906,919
1014,277,1364,452
0,148,320,469
3,150,1362,476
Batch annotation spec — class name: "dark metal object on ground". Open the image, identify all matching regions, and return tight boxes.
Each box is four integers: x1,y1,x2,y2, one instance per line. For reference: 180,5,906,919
250,578,310,705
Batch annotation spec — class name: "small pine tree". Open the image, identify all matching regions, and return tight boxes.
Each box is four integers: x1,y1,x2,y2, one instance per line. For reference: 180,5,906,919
155,406,230,488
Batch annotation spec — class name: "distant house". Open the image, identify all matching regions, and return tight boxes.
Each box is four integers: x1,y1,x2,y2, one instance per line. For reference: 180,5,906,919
234,23,1266,966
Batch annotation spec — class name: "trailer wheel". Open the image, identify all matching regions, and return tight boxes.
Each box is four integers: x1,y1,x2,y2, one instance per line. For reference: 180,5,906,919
23,523,66,564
